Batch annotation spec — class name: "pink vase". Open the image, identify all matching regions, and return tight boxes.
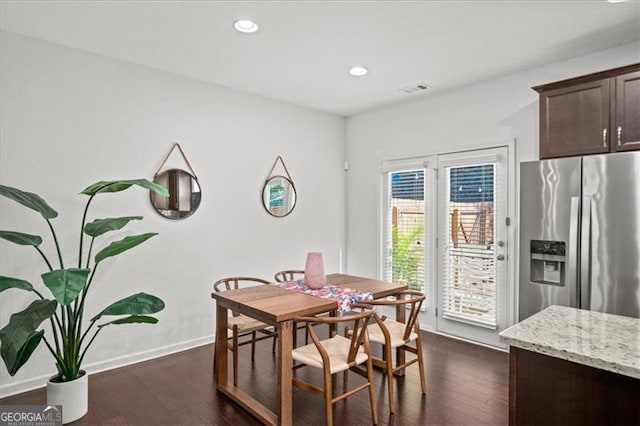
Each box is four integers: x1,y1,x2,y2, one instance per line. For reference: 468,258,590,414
304,252,325,289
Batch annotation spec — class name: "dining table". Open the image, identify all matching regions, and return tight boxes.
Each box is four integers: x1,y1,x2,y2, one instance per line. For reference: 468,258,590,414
211,273,408,426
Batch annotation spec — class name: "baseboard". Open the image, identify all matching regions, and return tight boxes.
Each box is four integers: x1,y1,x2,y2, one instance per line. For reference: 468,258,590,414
0,335,214,399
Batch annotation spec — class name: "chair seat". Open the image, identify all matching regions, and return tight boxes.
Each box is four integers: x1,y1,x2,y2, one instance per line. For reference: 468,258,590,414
228,314,272,334
367,319,418,348
292,335,369,374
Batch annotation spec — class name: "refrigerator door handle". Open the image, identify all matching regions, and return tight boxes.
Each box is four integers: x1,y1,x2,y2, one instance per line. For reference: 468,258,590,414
580,196,592,310
568,196,580,308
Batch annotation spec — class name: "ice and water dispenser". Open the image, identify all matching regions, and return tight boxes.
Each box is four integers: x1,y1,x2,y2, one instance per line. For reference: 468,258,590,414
529,240,566,286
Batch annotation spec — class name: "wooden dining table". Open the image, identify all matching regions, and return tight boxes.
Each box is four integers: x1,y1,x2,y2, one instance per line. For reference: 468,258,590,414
211,273,408,426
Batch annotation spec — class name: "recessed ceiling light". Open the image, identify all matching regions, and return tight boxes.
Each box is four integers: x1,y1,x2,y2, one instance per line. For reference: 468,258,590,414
234,20,259,33
349,66,368,77
607,0,626,3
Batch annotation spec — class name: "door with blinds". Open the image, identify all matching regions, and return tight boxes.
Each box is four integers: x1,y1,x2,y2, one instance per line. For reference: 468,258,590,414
436,147,509,347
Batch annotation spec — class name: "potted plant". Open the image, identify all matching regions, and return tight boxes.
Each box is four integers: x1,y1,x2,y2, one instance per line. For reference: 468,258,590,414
0,179,169,423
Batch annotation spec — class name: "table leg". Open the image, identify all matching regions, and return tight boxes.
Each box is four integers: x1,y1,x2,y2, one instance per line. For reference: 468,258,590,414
329,309,337,337
395,303,406,376
278,320,294,426
214,305,228,385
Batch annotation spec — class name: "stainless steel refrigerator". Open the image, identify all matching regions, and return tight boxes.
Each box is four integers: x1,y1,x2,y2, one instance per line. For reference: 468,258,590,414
519,151,640,321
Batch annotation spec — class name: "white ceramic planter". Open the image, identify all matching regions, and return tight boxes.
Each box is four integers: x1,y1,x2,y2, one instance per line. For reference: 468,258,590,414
47,371,88,424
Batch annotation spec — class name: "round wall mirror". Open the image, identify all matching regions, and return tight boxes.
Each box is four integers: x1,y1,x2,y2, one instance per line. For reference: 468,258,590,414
150,168,202,219
262,175,297,217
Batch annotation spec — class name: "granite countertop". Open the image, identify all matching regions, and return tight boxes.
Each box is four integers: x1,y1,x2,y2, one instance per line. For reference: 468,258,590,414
499,305,640,379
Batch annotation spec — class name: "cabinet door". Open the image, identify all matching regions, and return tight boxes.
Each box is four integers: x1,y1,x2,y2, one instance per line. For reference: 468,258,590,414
540,79,610,159
613,70,640,152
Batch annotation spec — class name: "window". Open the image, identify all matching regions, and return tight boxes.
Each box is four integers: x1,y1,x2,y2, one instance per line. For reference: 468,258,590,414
441,162,499,328
383,169,425,291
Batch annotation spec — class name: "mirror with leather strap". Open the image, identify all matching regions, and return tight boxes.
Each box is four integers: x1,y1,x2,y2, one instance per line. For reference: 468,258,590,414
262,174,296,217
150,168,202,219
150,143,202,220
262,156,297,218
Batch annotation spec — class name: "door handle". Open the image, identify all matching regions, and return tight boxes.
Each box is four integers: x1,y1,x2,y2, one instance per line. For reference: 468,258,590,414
496,254,505,261
580,196,592,310
567,197,580,308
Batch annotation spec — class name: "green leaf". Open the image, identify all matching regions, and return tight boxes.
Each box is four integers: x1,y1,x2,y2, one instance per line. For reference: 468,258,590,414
94,233,158,264
84,216,143,237
0,231,43,246
41,269,90,306
0,300,57,376
81,179,169,197
0,276,34,293
0,185,58,219
391,223,424,286
8,330,44,376
92,293,164,321
97,315,159,328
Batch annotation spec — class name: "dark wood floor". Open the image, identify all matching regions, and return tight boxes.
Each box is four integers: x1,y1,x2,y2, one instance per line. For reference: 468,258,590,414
0,330,509,425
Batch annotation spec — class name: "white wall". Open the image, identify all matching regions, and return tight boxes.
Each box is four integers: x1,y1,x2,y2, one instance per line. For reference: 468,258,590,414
345,41,640,332
0,31,346,396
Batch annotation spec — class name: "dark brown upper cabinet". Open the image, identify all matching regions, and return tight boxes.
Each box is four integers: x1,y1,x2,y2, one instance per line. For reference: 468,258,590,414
615,70,640,152
534,64,640,159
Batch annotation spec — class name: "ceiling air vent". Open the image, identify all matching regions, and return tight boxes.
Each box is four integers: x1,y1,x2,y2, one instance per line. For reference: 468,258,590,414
398,83,431,94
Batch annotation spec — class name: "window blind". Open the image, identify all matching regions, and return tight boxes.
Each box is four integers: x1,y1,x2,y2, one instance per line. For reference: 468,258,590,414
442,164,498,328
384,170,425,291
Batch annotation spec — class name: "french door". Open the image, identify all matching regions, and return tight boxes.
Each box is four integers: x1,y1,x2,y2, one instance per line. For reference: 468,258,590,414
436,147,509,347
381,146,512,347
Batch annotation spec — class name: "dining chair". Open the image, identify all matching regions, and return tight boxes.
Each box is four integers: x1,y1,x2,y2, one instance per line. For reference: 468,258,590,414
212,276,277,386
274,269,315,346
274,269,305,283
357,290,426,413
292,307,379,426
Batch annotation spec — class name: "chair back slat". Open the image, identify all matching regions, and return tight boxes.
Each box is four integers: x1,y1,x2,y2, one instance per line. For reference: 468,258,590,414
349,317,373,363
403,294,424,341
274,270,304,283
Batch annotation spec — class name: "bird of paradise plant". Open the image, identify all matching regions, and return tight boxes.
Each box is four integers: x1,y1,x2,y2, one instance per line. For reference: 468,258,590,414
0,179,168,382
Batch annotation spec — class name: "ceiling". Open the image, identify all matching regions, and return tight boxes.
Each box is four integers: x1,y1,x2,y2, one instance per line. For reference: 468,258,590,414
1,1,639,117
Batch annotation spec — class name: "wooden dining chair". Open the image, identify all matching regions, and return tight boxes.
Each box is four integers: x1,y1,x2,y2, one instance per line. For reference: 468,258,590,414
212,276,277,386
292,307,379,426
274,269,315,346
274,269,305,283
358,290,427,413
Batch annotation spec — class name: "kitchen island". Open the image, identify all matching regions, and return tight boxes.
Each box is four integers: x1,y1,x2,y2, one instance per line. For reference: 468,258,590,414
499,305,639,426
